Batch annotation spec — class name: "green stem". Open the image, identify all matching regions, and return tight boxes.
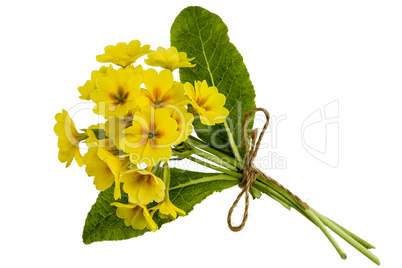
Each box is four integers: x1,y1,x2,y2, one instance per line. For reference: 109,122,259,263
168,157,185,161
162,162,170,198
77,135,89,142
186,141,301,213
249,185,262,200
255,174,380,265
191,147,239,172
223,119,243,165
186,142,313,222
255,174,308,213
185,136,380,264
253,180,315,225
253,180,292,210
187,156,242,179
305,209,347,260
187,136,242,169
311,208,380,265
323,216,375,249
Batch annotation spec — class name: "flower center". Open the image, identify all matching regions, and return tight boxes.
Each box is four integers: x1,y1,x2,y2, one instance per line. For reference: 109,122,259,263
117,96,125,103
110,86,130,104
148,132,155,139
153,100,162,107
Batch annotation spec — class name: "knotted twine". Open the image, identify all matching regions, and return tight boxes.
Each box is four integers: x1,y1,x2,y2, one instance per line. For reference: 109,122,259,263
227,108,309,232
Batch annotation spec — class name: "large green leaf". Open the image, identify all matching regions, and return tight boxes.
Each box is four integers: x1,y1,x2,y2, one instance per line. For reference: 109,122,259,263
82,168,238,244
171,6,256,156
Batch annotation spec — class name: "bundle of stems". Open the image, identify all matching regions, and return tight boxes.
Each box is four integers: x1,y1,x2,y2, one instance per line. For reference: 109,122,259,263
173,130,379,265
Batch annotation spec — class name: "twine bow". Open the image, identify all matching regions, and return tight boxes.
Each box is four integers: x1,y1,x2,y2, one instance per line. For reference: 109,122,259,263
227,108,309,232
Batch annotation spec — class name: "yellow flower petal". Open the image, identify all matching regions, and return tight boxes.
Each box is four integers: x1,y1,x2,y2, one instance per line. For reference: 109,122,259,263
186,80,229,125
83,127,130,196
96,40,150,67
168,106,194,142
141,141,172,166
121,169,165,205
111,201,158,232
111,202,136,226
143,69,174,101
120,107,180,165
145,46,195,71
54,110,86,167
97,147,122,199
78,65,114,100
91,68,142,118
184,82,196,102
141,68,189,110
85,156,114,191
104,116,133,150
151,197,186,220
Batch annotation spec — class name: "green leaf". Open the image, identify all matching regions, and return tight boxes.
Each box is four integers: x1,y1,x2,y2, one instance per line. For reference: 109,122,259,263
171,6,256,156
82,168,238,244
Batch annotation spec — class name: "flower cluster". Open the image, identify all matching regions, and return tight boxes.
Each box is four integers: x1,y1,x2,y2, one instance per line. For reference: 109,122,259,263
54,40,229,232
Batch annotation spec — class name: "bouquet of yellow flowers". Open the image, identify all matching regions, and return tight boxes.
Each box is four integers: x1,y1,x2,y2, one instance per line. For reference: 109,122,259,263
54,6,379,265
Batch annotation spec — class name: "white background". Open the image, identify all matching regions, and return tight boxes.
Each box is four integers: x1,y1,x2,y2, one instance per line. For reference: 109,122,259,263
1,0,401,267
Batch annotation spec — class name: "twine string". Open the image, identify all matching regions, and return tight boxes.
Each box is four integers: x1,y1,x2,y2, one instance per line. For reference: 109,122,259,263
227,108,309,232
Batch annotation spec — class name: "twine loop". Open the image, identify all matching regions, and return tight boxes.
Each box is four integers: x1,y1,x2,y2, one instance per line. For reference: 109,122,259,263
227,108,309,232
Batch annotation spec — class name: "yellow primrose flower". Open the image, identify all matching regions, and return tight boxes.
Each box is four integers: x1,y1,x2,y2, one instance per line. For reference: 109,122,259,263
168,106,194,142
91,67,142,118
145,46,195,71
121,168,165,205
97,147,124,199
54,109,86,167
84,148,131,193
138,69,188,109
111,202,158,232
84,147,115,191
78,65,114,100
84,129,129,199
84,147,128,192
119,107,181,166
96,40,150,67
151,197,186,220
184,80,229,125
